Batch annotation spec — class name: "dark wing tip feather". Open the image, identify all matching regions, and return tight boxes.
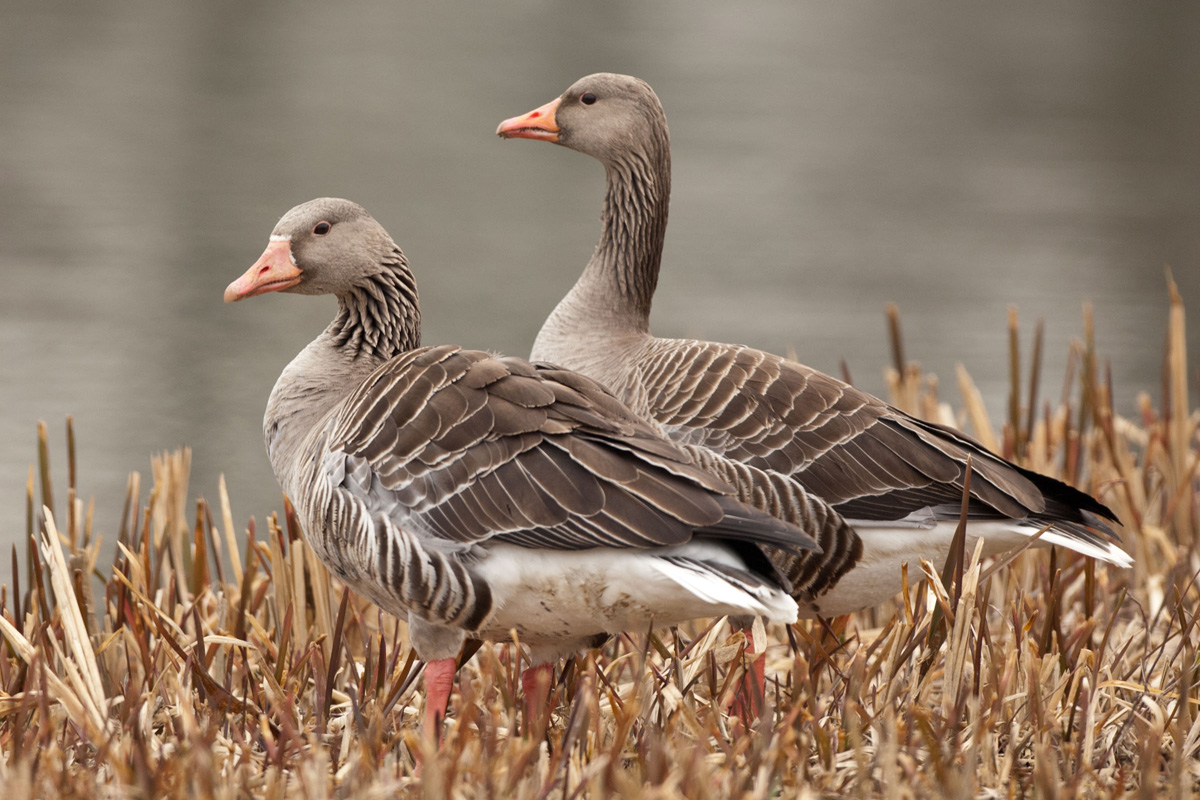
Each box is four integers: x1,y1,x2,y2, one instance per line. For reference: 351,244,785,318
1012,463,1120,527
702,495,821,556
892,413,1124,542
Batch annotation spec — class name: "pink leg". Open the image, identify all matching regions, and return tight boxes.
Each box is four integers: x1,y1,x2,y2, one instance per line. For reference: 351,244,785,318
520,662,555,732
727,633,766,728
423,657,458,743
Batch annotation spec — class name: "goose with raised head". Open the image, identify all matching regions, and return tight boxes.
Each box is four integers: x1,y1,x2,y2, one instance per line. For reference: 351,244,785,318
496,73,1131,620
224,197,822,739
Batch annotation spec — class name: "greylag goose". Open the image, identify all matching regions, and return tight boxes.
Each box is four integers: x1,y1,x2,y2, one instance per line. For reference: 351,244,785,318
495,73,1132,620
224,197,821,738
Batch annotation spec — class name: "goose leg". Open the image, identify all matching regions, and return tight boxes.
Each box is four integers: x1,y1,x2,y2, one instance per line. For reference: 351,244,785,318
423,657,458,742
728,638,765,727
520,662,555,733
725,616,766,728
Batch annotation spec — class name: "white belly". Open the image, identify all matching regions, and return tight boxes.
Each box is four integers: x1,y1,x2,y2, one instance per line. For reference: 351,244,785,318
472,542,797,660
803,518,1129,617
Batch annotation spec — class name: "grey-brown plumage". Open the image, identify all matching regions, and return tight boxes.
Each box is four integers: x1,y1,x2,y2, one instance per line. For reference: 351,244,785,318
497,74,1130,614
227,197,819,670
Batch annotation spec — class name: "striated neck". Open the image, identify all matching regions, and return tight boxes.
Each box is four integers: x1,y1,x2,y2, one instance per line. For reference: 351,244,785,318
572,136,671,331
531,120,670,384
329,248,421,361
531,139,669,381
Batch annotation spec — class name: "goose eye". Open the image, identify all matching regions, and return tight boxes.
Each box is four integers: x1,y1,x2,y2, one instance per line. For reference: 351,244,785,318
581,92,597,105
313,221,331,235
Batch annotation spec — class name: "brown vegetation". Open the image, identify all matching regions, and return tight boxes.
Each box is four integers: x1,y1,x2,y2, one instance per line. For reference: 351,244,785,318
2,285,1197,798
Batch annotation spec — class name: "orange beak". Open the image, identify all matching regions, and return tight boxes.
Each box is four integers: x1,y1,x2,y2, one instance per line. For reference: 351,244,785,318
496,97,561,142
224,239,302,302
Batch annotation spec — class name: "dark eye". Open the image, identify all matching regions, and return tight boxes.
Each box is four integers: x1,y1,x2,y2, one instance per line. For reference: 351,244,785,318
313,221,331,235
581,92,597,105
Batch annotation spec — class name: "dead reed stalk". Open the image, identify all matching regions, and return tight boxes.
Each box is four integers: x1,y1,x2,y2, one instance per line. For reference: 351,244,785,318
3,293,1198,798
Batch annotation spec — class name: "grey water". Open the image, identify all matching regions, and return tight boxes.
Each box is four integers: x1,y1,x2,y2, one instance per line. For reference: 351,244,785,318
2,2,1198,576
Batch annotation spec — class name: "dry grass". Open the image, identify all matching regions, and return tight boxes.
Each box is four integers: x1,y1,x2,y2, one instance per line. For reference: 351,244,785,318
2,284,1199,799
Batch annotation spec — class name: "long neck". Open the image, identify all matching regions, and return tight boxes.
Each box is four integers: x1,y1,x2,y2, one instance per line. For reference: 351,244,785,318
573,134,671,331
329,248,421,361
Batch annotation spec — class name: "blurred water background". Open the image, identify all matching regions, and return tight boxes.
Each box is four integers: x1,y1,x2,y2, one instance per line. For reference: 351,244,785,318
2,2,1198,573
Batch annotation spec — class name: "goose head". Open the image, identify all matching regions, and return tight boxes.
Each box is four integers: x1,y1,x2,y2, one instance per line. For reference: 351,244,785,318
225,198,398,302
497,73,669,167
